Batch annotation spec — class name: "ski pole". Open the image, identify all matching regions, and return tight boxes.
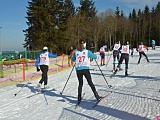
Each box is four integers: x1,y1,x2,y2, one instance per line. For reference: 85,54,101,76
43,93,48,105
95,59,112,88
60,64,75,95
105,52,112,67
14,72,36,97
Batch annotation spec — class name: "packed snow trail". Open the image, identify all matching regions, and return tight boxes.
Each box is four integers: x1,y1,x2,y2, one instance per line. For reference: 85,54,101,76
0,47,160,120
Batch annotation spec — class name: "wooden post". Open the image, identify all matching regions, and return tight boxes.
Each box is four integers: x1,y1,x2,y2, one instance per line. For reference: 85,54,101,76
0,52,4,78
62,54,64,68
22,58,25,81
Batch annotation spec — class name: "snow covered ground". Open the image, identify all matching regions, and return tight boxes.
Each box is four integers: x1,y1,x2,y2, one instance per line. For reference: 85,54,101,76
0,47,160,120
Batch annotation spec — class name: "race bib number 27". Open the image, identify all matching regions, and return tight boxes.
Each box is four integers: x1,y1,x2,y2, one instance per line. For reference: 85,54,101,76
78,56,86,63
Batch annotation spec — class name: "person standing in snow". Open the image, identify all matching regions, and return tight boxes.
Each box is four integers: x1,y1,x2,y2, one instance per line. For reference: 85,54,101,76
99,46,105,66
113,41,133,76
67,46,74,67
136,42,150,64
35,46,57,91
151,40,156,50
111,41,122,70
72,39,102,103
90,43,95,53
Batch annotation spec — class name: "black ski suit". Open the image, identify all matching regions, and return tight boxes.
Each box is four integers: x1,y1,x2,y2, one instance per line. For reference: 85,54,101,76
115,44,133,75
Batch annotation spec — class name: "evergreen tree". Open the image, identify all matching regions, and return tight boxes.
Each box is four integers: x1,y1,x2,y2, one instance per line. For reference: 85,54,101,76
143,5,151,45
23,0,75,52
23,0,59,51
77,0,97,21
154,2,160,45
64,0,75,16
115,6,120,18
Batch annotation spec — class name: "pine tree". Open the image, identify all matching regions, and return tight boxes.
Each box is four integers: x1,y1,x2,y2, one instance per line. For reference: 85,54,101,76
23,0,75,52
77,0,97,21
23,0,59,51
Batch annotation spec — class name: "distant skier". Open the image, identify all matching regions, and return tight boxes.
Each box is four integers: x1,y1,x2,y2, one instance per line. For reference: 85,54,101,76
90,43,95,53
35,46,57,91
72,39,102,103
151,40,156,50
99,46,105,66
90,43,94,62
111,41,122,70
136,42,150,64
113,41,133,76
67,46,74,67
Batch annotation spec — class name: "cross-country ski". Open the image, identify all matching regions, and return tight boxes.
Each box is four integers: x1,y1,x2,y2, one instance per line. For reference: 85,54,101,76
92,92,112,108
75,93,85,109
110,72,134,78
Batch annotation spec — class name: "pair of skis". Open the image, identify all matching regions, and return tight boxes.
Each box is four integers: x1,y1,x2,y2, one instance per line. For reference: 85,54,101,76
75,93,85,108
110,72,134,78
27,88,47,98
75,92,111,108
92,94,111,108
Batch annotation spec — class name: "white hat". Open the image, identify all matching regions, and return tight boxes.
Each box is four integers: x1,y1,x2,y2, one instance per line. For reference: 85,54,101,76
83,42,86,48
43,46,48,50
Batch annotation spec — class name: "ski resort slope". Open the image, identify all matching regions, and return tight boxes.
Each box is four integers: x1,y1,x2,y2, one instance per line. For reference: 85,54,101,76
0,47,160,120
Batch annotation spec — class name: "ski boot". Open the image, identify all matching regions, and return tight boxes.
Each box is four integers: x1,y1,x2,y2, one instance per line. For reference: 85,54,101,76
113,66,115,70
96,96,103,102
119,67,122,71
114,69,118,75
78,94,82,102
36,83,42,92
77,94,82,105
94,92,102,101
44,85,49,89
125,70,128,76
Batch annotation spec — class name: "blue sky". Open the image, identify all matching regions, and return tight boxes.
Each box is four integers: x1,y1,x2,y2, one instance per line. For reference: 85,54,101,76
0,0,159,51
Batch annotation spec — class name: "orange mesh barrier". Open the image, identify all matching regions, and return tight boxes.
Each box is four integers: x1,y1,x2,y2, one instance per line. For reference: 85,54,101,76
0,54,71,86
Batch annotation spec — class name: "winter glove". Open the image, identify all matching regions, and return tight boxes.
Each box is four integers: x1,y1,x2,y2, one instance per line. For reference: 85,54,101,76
37,67,40,72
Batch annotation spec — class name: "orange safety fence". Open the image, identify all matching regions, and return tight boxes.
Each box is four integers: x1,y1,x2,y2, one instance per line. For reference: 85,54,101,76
0,54,73,87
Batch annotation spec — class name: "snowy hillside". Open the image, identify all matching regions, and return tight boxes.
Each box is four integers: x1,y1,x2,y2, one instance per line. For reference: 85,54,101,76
0,47,160,120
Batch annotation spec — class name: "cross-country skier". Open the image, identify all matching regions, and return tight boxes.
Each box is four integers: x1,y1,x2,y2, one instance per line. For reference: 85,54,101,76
136,42,150,64
113,41,133,76
111,41,122,70
151,40,156,50
99,45,105,66
72,39,102,103
67,46,74,67
90,43,94,62
35,46,57,91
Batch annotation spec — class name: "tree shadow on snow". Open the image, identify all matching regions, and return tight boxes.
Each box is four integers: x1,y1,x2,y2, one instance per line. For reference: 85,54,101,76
107,89,160,102
91,72,111,76
148,58,160,64
116,74,160,81
58,88,157,120
90,69,109,72
59,99,149,120
44,90,78,104
16,83,78,104
16,82,37,93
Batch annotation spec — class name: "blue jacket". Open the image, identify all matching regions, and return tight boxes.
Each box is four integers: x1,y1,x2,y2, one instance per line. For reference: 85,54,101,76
151,40,155,45
72,49,97,71
35,51,57,67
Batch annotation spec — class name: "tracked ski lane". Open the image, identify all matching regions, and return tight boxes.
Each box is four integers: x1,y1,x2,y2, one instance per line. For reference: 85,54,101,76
1,50,160,120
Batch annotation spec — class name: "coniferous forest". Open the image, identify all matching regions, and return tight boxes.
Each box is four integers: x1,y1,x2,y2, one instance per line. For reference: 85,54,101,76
23,0,160,53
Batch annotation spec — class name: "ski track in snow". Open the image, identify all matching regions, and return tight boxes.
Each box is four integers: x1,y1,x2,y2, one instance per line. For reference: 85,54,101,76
0,47,160,120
